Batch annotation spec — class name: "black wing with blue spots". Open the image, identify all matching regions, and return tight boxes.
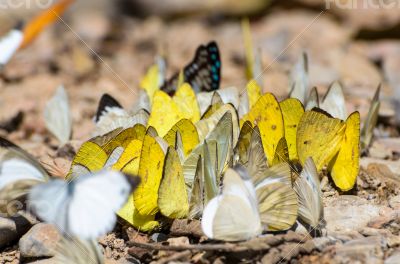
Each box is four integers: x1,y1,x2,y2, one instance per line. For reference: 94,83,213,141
161,41,221,95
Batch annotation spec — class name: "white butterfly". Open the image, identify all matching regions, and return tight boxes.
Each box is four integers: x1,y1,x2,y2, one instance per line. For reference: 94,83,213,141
28,170,139,239
0,25,23,68
320,81,347,120
0,137,49,216
53,236,104,264
201,166,262,241
293,157,324,234
93,93,149,137
44,86,72,144
289,53,309,104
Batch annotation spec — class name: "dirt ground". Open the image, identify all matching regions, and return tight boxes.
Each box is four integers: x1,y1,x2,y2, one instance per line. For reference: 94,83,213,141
1,0,400,263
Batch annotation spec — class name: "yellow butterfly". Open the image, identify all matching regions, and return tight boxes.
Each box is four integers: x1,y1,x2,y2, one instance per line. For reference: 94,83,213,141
134,134,165,216
329,111,360,191
158,147,189,219
148,84,200,136
241,93,284,166
279,98,304,162
112,139,160,231
163,119,199,158
140,59,165,104
297,109,346,171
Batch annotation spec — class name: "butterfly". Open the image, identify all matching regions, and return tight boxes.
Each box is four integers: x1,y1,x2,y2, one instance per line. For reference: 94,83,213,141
148,85,200,137
93,93,149,137
360,85,380,151
289,53,309,104
320,82,347,120
53,236,104,264
329,112,360,191
0,0,74,68
279,98,304,162
161,41,221,95
296,108,346,171
241,93,284,166
201,164,298,241
0,23,23,68
294,157,324,236
0,137,49,216
28,170,139,239
44,86,72,144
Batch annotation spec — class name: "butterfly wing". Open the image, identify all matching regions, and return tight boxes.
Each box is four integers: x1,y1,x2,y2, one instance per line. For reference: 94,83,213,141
361,85,380,150
280,98,304,161
67,171,135,239
44,86,72,144
289,53,309,104
162,41,221,95
158,147,189,218
53,237,104,264
297,109,346,171
320,82,347,120
294,157,323,230
0,26,23,67
201,168,261,241
329,112,360,191
256,181,298,231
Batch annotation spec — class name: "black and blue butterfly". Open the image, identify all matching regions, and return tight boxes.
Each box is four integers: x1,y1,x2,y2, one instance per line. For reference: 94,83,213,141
161,41,221,95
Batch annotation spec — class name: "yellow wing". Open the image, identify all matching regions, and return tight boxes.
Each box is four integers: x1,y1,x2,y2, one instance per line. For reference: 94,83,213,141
140,63,161,104
257,182,298,231
102,124,146,154
118,195,160,232
112,139,142,172
66,141,107,180
241,93,284,166
158,147,189,218
279,98,304,161
329,112,360,191
234,121,253,164
115,140,160,231
163,119,199,157
246,80,262,109
134,135,165,215
272,137,289,166
148,90,184,137
173,83,201,123
297,109,346,171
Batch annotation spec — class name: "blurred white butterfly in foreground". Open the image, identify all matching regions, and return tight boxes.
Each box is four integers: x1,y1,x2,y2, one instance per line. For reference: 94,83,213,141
29,170,139,239
53,236,104,264
0,137,49,216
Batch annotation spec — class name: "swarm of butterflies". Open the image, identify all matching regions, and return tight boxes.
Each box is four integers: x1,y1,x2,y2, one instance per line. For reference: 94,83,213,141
0,16,381,262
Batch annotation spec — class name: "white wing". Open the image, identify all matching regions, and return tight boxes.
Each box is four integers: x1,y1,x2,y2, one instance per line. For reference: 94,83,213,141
44,86,72,144
93,108,149,137
53,236,104,264
289,53,309,104
0,159,45,190
293,157,323,229
0,28,23,67
201,168,261,241
320,82,347,120
29,170,134,239
103,146,124,168
68,171,132,239
217,87,240,109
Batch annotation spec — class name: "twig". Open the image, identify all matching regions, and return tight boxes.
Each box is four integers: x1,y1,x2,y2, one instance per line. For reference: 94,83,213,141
155,250,192,264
